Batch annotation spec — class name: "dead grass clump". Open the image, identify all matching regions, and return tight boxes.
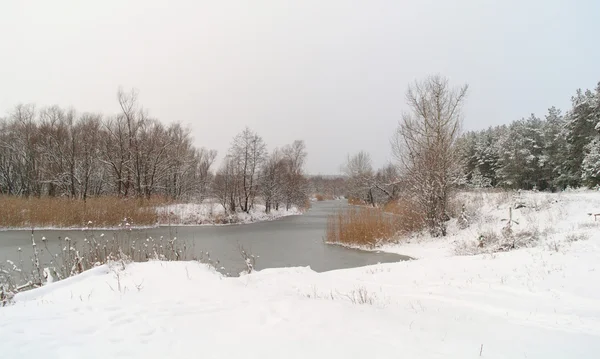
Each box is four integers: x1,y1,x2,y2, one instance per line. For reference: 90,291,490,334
566,232,589,242
579,222,600,229
0,196,171,228
315,194,325,201
326,207,399,248
345,286,376,305
455,228,541,256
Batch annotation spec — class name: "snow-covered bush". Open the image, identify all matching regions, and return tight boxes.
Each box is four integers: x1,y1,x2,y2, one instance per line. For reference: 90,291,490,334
238,245,257,275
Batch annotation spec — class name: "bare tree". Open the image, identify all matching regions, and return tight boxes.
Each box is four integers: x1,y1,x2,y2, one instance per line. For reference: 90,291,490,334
75,113,103,201
343,151,375,205
308,175,347,199
281,140,308,210
260,148,284,213
213,156,237,213
228,128,267,212
392,75,468,236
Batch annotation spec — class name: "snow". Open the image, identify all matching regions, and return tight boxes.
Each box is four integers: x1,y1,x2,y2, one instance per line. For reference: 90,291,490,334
380,190,600,259
156,201,302,225
2,191,600,358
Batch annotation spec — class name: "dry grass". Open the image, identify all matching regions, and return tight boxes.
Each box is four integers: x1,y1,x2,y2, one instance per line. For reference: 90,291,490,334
382,198,424,234
347,197,364,206
0,196,172,228
326,207,400,248
314,194,335,201
326,197,424,248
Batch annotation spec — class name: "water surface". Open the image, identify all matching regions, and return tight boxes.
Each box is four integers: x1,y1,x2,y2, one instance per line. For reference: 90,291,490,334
0,201,409,276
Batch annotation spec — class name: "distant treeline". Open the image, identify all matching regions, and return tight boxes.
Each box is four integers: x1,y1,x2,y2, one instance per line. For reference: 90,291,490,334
0,89,311,213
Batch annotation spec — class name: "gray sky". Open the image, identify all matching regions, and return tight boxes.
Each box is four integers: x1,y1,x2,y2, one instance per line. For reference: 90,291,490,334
1,0,599,174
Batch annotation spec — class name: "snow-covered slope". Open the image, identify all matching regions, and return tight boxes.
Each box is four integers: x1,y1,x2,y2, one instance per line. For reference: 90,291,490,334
2,191,600,358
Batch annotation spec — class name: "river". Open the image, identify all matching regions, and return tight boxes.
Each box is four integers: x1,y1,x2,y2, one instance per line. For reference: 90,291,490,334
0,201,409,277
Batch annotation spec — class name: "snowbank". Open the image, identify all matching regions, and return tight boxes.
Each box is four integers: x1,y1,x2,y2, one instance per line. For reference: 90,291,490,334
2,191,600,358
380,190,600,259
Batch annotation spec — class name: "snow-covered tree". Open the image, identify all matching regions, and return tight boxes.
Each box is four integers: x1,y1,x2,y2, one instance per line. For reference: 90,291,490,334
392,75,468,237
582,137,600,187
542,107,568,190
561,87,599,187
458,81,600,191
469,167,492,188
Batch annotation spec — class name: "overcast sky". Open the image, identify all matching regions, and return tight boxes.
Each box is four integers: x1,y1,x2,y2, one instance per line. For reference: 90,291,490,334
1,0,599,174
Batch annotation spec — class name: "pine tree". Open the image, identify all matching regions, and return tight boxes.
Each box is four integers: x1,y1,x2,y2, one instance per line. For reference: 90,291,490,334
543,107,568,190
581,137,600,187
470,167,492,188
562,88,598,187
459,81,600,191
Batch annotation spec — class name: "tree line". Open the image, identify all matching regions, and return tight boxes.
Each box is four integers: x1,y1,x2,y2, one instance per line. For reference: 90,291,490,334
0,89,310,213
460,82,600,190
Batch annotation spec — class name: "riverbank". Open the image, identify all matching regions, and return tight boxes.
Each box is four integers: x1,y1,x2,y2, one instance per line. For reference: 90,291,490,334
0,196,303,230
155,202,302,226
378,189,600,258
2,191,599,358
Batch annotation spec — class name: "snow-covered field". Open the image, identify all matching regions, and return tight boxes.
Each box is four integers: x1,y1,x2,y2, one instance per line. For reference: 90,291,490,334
2,190,600,358
156,201,302,225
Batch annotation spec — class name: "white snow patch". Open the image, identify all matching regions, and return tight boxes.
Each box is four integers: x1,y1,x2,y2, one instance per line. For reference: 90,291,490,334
156,201,301,225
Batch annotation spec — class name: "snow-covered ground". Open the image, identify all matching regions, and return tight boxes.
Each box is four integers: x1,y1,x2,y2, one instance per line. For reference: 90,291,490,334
156,201,302,225
2,190,600,358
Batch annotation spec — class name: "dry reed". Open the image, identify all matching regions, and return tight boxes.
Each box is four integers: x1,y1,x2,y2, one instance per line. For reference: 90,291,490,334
326,207,399,248
382,198,424,234
0,196,172,228
326,198,424,248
